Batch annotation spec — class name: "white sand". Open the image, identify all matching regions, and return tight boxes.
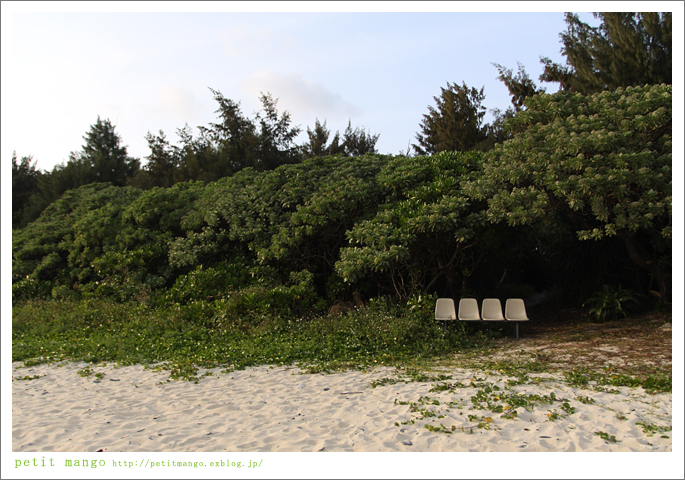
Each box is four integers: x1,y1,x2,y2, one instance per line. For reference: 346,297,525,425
12,360,672,453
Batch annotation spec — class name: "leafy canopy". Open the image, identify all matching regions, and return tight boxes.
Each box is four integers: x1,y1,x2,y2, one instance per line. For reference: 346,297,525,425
465,84,671,297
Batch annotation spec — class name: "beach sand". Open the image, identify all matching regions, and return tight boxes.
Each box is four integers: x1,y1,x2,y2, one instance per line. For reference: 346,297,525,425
12,360,672,453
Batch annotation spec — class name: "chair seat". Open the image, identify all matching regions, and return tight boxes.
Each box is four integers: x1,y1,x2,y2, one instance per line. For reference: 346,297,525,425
458,298,481,321
481,298,505,321
505,298,529,322
435,298,456,320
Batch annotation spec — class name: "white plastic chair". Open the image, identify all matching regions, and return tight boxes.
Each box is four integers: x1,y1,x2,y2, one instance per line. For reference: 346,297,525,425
435,298,456,321
481,298,505,321
457,298,481,321
505,298,529,339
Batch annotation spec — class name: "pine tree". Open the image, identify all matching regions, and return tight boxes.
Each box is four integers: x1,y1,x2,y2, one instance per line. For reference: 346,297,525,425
413,82,488,155
300,119,343,159
11,152,42,228
73,116,140,186
493,62,545,111
540,12,672,94
254,92,302,169
341,120,380,157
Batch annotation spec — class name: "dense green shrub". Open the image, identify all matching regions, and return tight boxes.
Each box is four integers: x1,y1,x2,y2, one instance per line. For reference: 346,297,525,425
465,84,672,301
582,284,643,322
336,151,489,298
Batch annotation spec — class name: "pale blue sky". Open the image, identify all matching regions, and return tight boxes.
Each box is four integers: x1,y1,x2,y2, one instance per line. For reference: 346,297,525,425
1,5,615,171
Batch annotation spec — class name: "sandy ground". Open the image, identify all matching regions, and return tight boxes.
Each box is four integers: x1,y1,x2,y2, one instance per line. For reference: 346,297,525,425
12,360,672,453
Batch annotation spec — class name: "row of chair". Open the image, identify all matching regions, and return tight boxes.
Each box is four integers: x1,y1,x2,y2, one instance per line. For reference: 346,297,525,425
435,298,529,339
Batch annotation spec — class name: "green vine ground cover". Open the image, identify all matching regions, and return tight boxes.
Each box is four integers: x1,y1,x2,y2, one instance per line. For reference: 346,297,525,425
12,295,671,392
12,296,496,381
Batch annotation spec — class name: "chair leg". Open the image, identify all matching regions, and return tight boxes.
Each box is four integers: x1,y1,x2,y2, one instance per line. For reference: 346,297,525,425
516,322,520,339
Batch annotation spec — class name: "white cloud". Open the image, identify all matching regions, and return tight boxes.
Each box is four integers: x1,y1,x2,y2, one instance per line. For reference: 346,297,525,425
156,85,198,121
239,70,362,122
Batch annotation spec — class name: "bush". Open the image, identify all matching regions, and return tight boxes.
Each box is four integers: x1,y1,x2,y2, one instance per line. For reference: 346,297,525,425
582,284,642,322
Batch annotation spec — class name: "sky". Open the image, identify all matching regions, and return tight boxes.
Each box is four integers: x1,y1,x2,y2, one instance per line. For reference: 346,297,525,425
0,3,618,172
2,3,684,478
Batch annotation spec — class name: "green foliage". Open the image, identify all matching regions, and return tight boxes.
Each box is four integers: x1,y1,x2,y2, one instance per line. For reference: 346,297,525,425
12,296,485,381
18,118,139,225
564,368,671,394
413,82,489,155
636,421,671,436
582,284,642,322
168,154,392,300
466,84,671,299
12,181,206,304
493,62,545,111
11,152,42,228
13,183,137,301
13,84,672,319
336,151,487,298
162,259,253,306
541,12,672,94
594,431,618,443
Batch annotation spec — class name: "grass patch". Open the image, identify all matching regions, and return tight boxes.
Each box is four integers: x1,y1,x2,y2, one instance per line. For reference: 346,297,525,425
12,297,491,381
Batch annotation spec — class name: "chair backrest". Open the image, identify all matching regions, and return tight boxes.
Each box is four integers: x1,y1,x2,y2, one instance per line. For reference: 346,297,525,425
435,298,456,320
481,298,505,321
458,298,481,321
505,298,529,321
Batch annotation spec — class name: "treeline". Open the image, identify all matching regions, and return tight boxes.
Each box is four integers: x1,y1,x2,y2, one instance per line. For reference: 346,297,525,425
13,84,672,315
10,94,382,229
12,12,672,314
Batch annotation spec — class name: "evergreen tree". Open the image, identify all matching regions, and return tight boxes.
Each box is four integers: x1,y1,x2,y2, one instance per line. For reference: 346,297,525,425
300,119,379,159
200,88,259,174
71,116,140,186
493,62,545,111
341,120,380,157
299,119,343,159
127,130,182,189
11,152,42,228
19,118,139,224
254,92,302,169
541,12,672,94
413,82,488,155
203,88,300,173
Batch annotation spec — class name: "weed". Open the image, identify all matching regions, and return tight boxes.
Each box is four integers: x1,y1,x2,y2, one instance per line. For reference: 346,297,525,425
77,366,95,377
636,421,672,436
595,431,619,443
424,424,456,434
565,368,671,394
575,395,595,405
559,401,576,415
14,374,43,381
